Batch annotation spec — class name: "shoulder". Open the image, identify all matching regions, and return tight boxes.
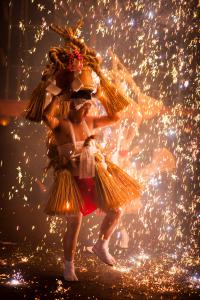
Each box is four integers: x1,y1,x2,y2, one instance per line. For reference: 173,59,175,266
59,118,70,128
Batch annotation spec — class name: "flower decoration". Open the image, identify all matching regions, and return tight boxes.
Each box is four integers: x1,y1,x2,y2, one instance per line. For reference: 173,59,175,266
67,48,83,72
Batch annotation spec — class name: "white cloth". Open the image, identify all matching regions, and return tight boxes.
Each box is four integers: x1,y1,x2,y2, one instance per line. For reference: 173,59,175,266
91,70,100,93
79,139,96,179
71,76,84,92
46,80,62,95
44,79,62,110
71,70,100,93
72,99,94,111
57,119,98,179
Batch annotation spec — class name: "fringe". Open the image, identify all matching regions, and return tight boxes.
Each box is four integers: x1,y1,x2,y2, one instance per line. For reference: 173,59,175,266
59,100,71,118
106,158,142,197
44,153,142,215
99,74,131,116
44,168,84,215
25,81,48,122
94,154,142,212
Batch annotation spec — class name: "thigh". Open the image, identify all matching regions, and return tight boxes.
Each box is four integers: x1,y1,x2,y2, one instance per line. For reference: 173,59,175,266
66,212,83,227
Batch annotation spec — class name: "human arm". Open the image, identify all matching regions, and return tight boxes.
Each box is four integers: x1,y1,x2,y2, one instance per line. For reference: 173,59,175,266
92,112,120,129
92,85,121,129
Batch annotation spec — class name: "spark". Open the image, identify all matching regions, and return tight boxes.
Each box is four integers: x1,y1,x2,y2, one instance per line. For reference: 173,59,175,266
7,272,26,286
113,266,132,273
2,0,198,296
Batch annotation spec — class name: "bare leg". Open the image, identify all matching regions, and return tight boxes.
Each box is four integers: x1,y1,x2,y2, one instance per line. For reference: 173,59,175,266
63,212,82,281
99,208,122,240
92,208,122,266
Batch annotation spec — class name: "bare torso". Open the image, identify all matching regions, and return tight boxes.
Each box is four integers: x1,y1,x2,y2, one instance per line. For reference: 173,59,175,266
53,116,94,146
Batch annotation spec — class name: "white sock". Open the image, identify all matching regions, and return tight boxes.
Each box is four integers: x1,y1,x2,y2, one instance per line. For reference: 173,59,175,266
93,238,116,266
65,260,75,271
95,238,109,249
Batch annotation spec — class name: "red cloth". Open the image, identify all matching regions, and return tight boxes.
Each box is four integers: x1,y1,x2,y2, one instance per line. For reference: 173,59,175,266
119,150,128,157
74,176,97,216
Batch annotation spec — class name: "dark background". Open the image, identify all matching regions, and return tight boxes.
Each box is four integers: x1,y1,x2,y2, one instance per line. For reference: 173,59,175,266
0,0,199,256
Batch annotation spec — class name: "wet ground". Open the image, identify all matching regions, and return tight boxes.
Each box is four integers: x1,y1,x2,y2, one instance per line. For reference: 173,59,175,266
0,241,199,300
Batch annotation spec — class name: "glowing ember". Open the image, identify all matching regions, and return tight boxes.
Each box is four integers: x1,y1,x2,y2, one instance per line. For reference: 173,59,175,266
7,272,26,286
1,0,199,298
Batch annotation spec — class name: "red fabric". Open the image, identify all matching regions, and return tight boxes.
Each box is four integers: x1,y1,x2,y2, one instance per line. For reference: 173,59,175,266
119,150,128,157
74,176,97,216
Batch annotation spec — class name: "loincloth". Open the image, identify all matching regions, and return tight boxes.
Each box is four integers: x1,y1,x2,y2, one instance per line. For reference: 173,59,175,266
44,154,143,216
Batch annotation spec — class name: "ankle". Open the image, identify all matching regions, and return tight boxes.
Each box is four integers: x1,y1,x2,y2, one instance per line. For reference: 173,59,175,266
95,238,109,249
64,259,75,269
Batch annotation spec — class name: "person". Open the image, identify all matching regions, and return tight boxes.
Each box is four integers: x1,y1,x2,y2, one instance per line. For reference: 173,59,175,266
43,94,124,280
25,19,142,281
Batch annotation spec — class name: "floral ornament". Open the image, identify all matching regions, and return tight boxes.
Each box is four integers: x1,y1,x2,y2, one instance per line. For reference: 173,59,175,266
67,48,83,72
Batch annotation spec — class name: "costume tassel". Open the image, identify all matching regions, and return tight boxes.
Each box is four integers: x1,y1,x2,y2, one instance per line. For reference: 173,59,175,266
44,169,84,215
94,154,138,211
98,73,131,116
25,81,48,122
106,159,142,198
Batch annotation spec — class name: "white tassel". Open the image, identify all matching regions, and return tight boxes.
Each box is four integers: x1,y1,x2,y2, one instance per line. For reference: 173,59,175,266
79,145,96,179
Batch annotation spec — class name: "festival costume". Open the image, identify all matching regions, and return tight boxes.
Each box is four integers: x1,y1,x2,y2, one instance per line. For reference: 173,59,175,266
44,117,141,215
24,19,142,215
24,20,143,281
25,19,132,122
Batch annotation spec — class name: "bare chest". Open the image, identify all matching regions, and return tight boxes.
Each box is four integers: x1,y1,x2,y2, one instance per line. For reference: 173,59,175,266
54,118,93,145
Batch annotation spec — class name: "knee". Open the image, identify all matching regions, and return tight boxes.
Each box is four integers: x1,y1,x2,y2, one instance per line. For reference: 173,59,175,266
111,207,122,219
67,213,82,229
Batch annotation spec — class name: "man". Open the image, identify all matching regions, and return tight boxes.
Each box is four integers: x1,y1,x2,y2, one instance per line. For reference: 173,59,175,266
43,94,123,281
26,20,141,281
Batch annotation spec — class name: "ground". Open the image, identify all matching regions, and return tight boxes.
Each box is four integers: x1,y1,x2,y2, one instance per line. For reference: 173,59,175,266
0,242,199,300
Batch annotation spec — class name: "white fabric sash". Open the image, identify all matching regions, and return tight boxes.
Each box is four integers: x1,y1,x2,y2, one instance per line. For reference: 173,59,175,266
68,119,97,179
